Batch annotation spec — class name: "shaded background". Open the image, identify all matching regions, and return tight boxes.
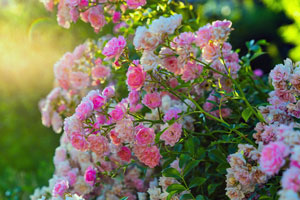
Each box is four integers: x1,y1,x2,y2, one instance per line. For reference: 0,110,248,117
0,0,298,199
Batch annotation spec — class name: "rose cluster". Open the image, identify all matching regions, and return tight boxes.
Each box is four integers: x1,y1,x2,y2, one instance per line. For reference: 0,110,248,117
33,12,243,199
226,59,300,200
40,0,146,32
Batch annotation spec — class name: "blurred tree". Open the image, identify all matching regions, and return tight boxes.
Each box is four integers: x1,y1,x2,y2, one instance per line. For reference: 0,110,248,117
262,0,300,61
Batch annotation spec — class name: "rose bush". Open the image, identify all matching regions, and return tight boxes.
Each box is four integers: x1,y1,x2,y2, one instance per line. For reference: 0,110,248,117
31,0,300,200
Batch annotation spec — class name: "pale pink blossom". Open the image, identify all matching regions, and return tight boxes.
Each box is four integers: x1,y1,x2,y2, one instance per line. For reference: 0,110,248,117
163,107,181,122
75,100,94,121
133,26,161,50
70,132,89,151
260,141,289,175
270,63,291,83
68,7,78,23
211,20,232,42
140,51,159,71
126,0,146,9
51,111,63,133
87,135,109,156
91,65,111,79
54,147,67,164
181,61,203,82
102,36,126,60
136,127,155,145
172,32,195,47
83,5,107,33
67,168,78,186
115,118,135,143
65,0,80,7
149,14,182,35
195,24,212,48
282,167,300,192
52,180,69,197
73,44,86,60
57,0,72,28
142,92,162,109
41,0,54,11
130,104,143,113
134,145,161,168
64,115,83,137
129,90,140,105
70,71,90,90
126,63,146,91
162,56,182,75
102,86,115,98
110,106,125,121
202,42,220,61
160,123,182,146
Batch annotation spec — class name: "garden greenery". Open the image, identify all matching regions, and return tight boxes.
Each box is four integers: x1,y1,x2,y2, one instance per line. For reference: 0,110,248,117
31,0,300,199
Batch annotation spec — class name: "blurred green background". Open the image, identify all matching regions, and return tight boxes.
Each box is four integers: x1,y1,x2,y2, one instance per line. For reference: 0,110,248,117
0,0,299,199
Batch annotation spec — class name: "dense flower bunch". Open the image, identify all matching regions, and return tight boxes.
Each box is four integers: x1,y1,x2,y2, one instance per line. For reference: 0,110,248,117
225,144,267,199
39,39,113,133
225,59,300,200
40,0,146,32
34,0,300,199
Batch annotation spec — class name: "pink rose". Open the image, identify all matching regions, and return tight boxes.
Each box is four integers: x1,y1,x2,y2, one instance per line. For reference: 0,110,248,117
88,5,106,32
92,65,111,79
70,132,89,151
126,0,146,9
87,135,109,157
112,11,121,23
134,145,161,168
102,86,115,98
160,122,182,146
102,36,126,60
84,166,97,186
52,180,69,197
181,61,203,82
142,92,161,109
126,64,146,91
117,146,132,162
162,56,182,75
136,127,155,145
163,107,181,122
195,24,212,48
75,100,94,120
260,141,289,175
70,71,90,90
110,106,125,121
282,167,300,192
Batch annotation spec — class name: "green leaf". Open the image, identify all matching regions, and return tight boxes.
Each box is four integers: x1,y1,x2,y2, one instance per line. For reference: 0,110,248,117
120,197,128,200
179,154,191,168
180,193,194,200
216,163,229,174
162,168,181,180
242,107,253,122
185,137,195,155
166,184,186,193
189,177,206,189
196,195,206,200
208,183,221,195
167,191,178,200
208,149,227,164
183,160,200,176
